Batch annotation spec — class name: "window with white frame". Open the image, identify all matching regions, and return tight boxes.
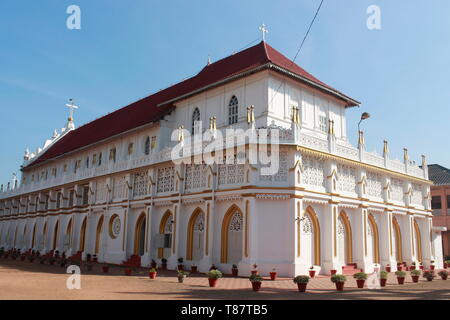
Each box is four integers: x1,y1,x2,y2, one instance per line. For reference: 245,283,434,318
319,115,327,133
192,108,201,134
228,96,239,125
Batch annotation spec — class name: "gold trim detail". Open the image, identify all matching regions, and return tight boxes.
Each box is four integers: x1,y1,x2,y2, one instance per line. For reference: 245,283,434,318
220,204,244,264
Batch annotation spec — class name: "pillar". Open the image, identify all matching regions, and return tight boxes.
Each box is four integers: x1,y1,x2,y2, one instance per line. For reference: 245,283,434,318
322,203,339,273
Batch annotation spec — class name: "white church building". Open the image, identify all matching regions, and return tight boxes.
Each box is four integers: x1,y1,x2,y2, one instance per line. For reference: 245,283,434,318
0,41,445,277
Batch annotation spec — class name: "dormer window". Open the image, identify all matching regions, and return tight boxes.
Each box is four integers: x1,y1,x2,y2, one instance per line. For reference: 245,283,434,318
192,108,201,134
228,95,239,125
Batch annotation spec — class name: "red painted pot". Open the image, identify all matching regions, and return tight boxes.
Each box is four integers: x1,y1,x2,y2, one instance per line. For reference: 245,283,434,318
102,266,109,273
335,282,345,291
251,270,258,275
330,270,337,276
411,275,419,283
426,277,433,282
124,269,132,276
397,266,403,271
270,272,277,281
397,277,405,285
149,272,157,279
444,263,448,269
251,282,262,292
380,278,387,287
309,270,316,278
161,263,167,270
191,266,198,273
419,266,424,270
208,278,218,287
178,264,184,271
410,266,416,271
232,268,239,277
356,279,365,288
385,267,391,273
297,283,307,292
430,265,435,271
440,274,448,280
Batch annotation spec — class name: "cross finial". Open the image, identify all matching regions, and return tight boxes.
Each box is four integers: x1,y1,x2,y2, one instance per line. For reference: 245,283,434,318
259,24,268,42
65,98,79,122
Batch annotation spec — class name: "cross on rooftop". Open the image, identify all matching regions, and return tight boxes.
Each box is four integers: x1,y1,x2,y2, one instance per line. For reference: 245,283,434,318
65,98,79,121
259,24,268,41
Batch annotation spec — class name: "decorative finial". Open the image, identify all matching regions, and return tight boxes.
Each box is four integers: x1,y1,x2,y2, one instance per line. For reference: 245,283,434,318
213,116,217,131
65,98,79,130
178,126,185,142
259,24,268,41
358,130,365,147
403,148,409,163
207,55,212,65
383,140,389,157
52,130,58,139
421,155,427,167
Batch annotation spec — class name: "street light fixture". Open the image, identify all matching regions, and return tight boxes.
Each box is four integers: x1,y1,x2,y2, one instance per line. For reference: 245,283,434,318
358,112,371,132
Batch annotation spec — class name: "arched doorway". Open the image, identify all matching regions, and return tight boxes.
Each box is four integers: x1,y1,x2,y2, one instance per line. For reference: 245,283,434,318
95,216,104,254
65,218,73,252
337,212,352,265
414,219,423,262
220,205,244,264
367,214,380,264
79,217,87,252
186,208,205,262
392,217,403,263
31,224,37,249
158,211,173,259
134,213,146,256
52,220,59,250
301,207,321,266
42,222,48,250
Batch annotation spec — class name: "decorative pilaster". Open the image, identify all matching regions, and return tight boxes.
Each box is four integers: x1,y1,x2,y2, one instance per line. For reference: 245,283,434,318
322,204,339,273
379,210,397,269
353,207,369,271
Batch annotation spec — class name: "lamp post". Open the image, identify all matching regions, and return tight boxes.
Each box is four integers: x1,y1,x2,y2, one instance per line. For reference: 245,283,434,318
358,112,371,132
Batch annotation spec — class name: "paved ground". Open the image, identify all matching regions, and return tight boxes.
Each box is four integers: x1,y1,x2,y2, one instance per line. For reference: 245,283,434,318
0,259,449,300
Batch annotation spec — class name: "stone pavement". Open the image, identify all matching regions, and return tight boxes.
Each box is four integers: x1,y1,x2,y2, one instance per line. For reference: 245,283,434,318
0,259,448,300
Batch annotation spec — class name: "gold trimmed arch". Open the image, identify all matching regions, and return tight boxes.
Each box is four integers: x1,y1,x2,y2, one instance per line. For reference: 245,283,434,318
305,206,321,266
220,204,244,264
368,214,380,264
133,212,147,255
392,217,403,262
339,211,353,264
95,215,104,254
79,217,87,252
414,219,423,262
186,208,205,261
158,210,173,258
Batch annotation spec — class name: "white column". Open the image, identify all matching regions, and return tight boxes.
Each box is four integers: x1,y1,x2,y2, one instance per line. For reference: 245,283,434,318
322,204,339,273
401,214,415,265
353,207,369,272
379,210,396,269
419,217,433,267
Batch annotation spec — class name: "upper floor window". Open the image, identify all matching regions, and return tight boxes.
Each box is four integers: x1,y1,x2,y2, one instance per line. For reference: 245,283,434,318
151,136,157,151
82,186,89,205
127,143,134,156
74,160,81,174
109,148,117,163
85,157,90,169
192,108,201,134
431,196,442,209
92,154,97,166
319,115,327,133
144,137,151,155
228,96,239,125
98,152,103,166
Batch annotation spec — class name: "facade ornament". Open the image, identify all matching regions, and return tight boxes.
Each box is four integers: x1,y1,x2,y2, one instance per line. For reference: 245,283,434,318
178,125,185,142
383,140,389,157
403,148,409,163
358,130,365,148
247,106,255,125
65,98,79,130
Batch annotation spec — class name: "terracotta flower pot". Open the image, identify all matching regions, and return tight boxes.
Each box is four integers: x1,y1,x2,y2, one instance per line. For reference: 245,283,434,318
385,267,391,273
356,279,365,288
102,266,109,273
411,275,419,283
410,266,416,271
397,266,403,271
440,274,448,280
251,282,262,292
380,278,387,287
270,272,277,281
430,265,435,271
178,276,185,283
335,282,345,291
443,263,448,269
397,277,405,285
124,269,132,276
208,278,218,287
297,283,307,292
191,266,198,273
419,266,424,270
426,277,433,282
251,270,258,275
232,268,239,277
149,272,157,279
161,263,167,270
178,264,184,271
330,270,337,276
309,270,316,278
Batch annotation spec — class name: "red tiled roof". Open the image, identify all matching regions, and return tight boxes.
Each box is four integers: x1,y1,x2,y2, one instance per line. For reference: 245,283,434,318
25,41,359,169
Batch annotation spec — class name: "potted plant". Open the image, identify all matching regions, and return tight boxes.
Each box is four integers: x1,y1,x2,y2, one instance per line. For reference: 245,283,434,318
309,266,316,278
231,264,239,277
249,274,263,292
191,264,198,273
331,274,347,291
330,269,337,276
293,275,310,292
20,254,26,262
207,270,222,287
48,257,56,265
411,269,421,283
419,262,424,270
410,262,416,271
397,263,403,271
27,255,35,263
39,257,47,264
270,268,277,281
151,259,157,269
430,260,435,271
102,264,110,273
149,268,157,279
177,270,189,283
161,258,168,270
385,264,391,273
380,271,389,287
438,270,448,280
60,258,68,268
177,257,184,271
251,264,258,275
422,270,435,282
124,265,133,276
353,272,368,288
395,270,406,284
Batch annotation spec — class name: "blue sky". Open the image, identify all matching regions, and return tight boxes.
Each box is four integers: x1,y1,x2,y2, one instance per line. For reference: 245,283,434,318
1,0,450,184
